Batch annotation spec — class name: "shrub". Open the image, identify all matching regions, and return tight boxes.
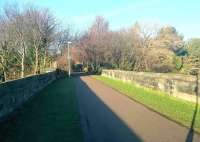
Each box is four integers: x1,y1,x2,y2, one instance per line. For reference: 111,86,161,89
152,64,174,73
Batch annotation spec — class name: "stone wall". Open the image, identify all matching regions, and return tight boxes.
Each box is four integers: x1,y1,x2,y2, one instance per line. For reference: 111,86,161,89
0,71,64,121
102,70,200,102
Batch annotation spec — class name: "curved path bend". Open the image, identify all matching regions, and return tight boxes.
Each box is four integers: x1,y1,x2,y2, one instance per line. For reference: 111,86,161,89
75,76,200,142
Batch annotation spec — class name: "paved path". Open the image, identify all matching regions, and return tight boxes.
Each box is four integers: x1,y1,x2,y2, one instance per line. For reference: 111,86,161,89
75,76,200,142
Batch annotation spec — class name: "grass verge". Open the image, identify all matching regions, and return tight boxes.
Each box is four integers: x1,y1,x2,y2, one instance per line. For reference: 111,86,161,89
94,75,200,133
0,77,83,142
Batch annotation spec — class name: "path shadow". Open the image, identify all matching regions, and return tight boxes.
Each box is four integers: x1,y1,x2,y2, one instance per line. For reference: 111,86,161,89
71,72,95,77
186,74,199,142
75,76,142,142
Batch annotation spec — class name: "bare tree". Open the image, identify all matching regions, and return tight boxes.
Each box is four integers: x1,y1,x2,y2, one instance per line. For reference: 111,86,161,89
78,16,109,70
7,7,27,78
0,13,13,81
0,23,8,81
24,7,57,74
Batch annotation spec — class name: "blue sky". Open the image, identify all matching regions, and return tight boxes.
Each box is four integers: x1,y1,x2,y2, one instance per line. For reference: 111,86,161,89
0,0,200,39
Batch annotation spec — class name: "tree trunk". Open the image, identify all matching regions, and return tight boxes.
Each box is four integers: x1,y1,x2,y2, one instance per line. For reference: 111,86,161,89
43,49,47,69
180,57,184,70
3,69,6,82
1,57,7,82
21,46,25,78
34,45,39,75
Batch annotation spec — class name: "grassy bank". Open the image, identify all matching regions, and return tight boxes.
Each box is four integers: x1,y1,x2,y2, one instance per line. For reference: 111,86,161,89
94,75,200,133
0,77,83,142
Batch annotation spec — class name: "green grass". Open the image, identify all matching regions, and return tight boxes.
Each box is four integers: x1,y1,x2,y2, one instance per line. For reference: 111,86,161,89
94,75,200,133
0,77,83,142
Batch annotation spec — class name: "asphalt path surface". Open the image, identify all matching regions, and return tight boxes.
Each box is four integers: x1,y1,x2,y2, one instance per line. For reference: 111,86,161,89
75,76,200,142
